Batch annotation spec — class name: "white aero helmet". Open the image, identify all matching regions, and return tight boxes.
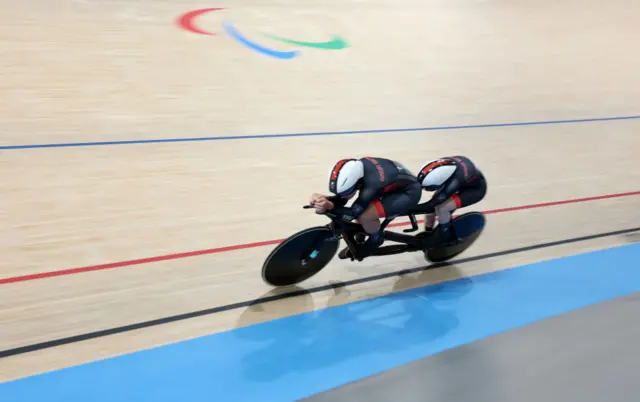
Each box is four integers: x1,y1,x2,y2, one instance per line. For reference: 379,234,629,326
417,159,457,191
328,158,364,196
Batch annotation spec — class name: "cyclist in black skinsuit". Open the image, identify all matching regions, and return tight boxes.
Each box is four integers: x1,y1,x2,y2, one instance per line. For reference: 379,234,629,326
310,156,422,260
416,155,487,242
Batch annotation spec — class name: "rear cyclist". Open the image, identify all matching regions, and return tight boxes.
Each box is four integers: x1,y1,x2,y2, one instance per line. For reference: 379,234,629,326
416,155,487,242
310,156,422,260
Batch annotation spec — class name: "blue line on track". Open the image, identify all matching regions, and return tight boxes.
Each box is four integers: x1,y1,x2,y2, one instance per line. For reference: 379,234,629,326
1,114,639,150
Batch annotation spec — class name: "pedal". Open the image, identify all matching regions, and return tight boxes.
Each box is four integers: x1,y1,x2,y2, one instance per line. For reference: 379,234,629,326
338,247,355,260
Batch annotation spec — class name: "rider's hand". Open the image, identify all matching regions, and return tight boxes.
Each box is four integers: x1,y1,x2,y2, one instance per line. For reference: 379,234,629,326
310,193,326,205
313,198,334,214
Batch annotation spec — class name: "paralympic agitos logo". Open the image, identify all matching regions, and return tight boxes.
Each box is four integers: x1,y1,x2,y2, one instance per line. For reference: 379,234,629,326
176,8,349,59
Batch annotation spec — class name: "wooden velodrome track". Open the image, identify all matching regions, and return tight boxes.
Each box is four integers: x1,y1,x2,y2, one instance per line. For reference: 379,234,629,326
1,0,639,384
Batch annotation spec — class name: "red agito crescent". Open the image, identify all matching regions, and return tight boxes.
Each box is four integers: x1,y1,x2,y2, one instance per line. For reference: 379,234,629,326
176,8,225,36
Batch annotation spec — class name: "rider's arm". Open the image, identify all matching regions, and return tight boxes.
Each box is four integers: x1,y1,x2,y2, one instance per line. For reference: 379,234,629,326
326,195,349,207
417,165,464,211
330,187,377,220
430,174,462,205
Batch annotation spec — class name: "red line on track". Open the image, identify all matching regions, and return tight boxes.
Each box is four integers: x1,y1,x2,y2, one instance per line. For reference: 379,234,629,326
2,191,638,285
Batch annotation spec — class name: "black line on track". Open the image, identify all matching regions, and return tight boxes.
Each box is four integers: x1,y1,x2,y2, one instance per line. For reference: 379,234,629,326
1,226,638,359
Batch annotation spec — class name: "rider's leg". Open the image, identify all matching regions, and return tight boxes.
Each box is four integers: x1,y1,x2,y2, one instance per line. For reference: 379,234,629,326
359,182,421,256
435,174,488,242
338,203,382,260
353,202,385,258
359,203,382,233
346,183,421,260
434,197,458,241
424,213,436,231
453,174,487,212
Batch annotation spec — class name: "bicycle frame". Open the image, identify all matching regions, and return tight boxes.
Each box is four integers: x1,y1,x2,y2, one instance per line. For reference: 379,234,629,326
304,200,439,253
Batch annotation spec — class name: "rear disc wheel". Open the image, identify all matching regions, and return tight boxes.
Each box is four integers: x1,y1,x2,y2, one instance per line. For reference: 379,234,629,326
425,212,486,263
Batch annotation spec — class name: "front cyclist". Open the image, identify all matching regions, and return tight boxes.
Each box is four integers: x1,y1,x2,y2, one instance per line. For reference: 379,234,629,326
310,157,422,261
